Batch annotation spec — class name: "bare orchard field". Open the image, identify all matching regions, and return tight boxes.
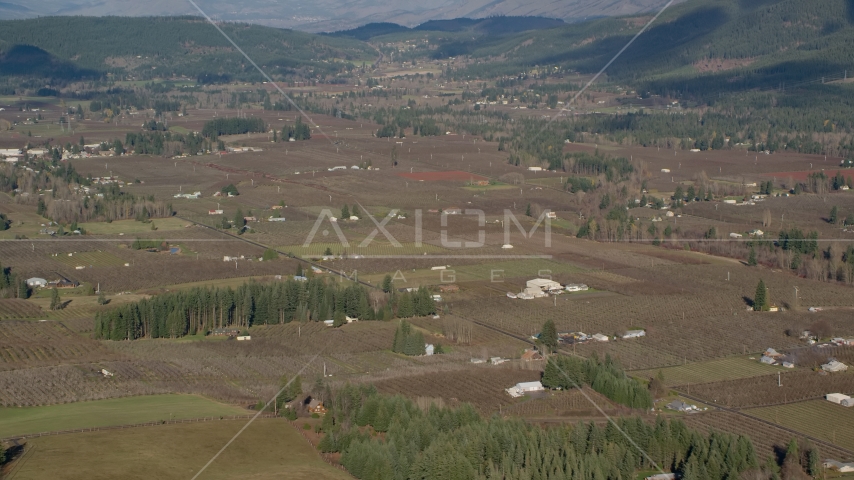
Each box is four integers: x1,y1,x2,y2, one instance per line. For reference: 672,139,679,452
746,400,854,452
0,320,119,371
683,411,853,461
372,365,542,415
684,369,854,409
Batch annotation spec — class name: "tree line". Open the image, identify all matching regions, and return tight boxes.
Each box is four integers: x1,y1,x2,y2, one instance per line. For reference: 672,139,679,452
201,117,267,138
94,278,379,340
542,353,653,409
312,384,820,480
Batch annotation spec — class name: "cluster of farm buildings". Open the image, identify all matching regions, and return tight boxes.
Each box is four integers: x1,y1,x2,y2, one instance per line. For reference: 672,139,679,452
507,278,590,300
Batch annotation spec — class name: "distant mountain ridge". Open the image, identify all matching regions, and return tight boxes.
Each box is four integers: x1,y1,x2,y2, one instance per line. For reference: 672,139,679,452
0,0,678,32
327,16,565,41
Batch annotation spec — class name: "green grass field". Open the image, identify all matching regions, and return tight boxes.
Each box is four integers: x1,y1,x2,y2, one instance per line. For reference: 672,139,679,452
746,400,854,451
632,356,787,386
10,418,351,480
278,241,447,257
0,394,247,437
79,217,192,234
51,251,126,268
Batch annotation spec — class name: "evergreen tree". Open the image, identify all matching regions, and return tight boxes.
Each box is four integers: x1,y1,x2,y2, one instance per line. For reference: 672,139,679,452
754,279,768,311
526,203,532,217
97,291,108,305
830,205,839,224
748,247,757,266
381,274,392,293
50,287,62,310
540,319,558,353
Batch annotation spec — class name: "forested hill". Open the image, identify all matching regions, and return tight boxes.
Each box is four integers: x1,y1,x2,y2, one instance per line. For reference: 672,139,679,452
328,16,564,41
0,16,376,82
452,0,854,98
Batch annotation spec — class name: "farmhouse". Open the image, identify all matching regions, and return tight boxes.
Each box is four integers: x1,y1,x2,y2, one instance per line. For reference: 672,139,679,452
527,166,543,172
237,335,251,341
666,400,697,412
645,474,676,480
50,278,79,289
208,209,223,215
760,356,776,365
527,278,562,292
826,393,854,406
521,349,543,362
307,399,327,415
622,330,646,339
211,328,240,337
26,277,47,288
522,287,548,298
824,460,854,473
506,381,545,398
822,360,849,373
565,283,589,292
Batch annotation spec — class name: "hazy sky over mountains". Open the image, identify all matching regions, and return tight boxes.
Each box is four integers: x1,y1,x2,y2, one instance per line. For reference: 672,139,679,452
0,0,673,31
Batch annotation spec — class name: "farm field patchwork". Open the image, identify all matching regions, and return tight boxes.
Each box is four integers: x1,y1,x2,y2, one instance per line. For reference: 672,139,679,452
631,356,788,387
745,400,854,452
9,418,351,480
0,394,247,438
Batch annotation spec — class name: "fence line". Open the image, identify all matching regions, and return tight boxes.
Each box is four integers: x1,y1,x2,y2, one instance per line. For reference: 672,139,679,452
1,414,277,442
287,420,354,477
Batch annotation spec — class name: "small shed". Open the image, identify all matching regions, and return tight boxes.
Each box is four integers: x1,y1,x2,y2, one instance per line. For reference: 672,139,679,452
592,333,609,342
822,361,849,373
26,277,47,288
826,393,852,405
425,344,434,356
824,460,854,473
506,381,545,398
622,330,646,339
645,474,676,480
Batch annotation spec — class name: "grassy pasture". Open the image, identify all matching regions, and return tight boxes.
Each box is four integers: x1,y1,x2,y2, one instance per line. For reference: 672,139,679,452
278,241,447,257
0,394,246,437
51,251,126,268
9,418,351,480
632,356,789,387
746,400,854,451
79,217,192,234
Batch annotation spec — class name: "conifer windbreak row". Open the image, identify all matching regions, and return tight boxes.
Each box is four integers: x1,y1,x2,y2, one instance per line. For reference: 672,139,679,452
391,320,426,356
542,353,653,409
94,280,438,340
94,278,375,340
317,385,769,480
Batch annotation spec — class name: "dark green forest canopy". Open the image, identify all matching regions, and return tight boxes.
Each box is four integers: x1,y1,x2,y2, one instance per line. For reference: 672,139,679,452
94,278,377,340
315,386,820,480
0,16,375,80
